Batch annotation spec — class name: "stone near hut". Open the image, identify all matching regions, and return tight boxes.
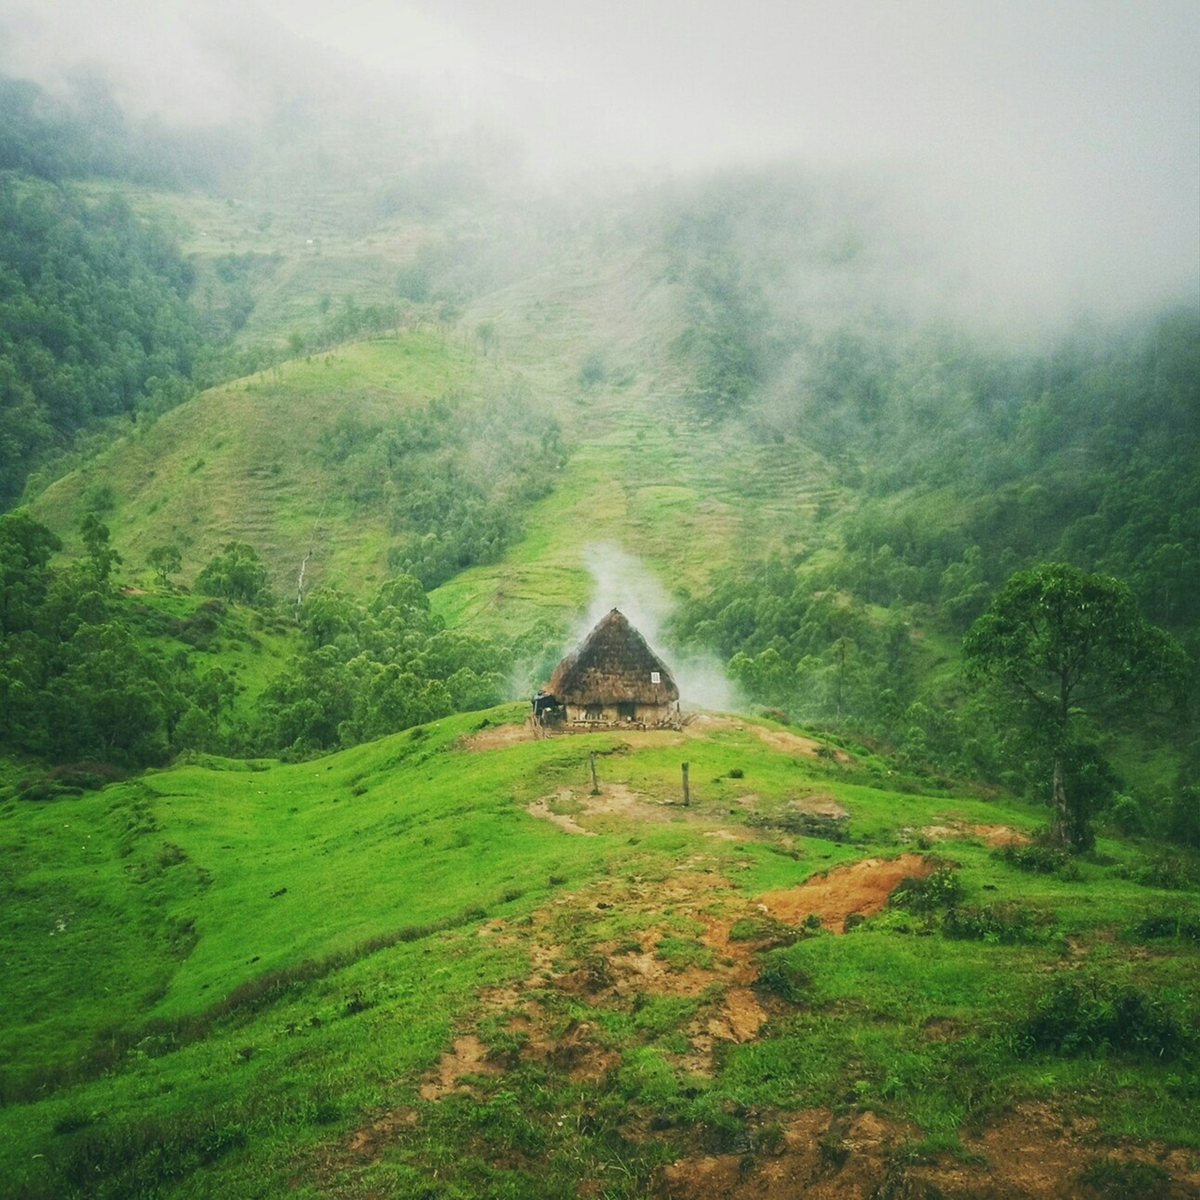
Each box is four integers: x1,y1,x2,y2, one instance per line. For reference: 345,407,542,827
534,609,680,729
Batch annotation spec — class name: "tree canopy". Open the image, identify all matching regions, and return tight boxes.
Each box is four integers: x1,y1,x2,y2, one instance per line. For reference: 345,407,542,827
0,174,202,505
963,563,1186,848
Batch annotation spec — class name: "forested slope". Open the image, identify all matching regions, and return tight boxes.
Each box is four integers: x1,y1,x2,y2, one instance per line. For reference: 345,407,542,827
0,175,202,505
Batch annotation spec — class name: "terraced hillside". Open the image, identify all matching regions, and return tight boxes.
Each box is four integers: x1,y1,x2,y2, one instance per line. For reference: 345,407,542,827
31,334,478,599
30,198,848,652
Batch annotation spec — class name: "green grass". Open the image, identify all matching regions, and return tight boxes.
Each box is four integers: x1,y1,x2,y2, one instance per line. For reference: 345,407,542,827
119,588,298,726
3,706,1197,1196
8,183,1199,1193
30,332,480,601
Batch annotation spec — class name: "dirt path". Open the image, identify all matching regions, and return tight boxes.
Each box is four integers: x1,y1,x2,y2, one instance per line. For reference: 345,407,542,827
683,713,853,762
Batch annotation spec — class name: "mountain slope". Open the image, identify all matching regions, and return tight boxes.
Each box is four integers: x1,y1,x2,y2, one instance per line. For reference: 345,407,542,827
30,333,480,599
2,707,1197,1198
29,222,848,649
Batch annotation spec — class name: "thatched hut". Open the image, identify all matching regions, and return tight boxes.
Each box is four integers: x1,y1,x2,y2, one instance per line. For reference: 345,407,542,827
535,609,680,728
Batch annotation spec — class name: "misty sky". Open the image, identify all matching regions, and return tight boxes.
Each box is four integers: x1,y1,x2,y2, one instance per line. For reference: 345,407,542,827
0,0,1196,316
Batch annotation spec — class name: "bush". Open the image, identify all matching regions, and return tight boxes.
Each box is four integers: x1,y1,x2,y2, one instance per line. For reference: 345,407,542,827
943,901,1055,944
888,867,964,913
727,915,802,949
753,952,810,1003
1129,912,1200,944
994,843,1081,880
1118,853,1200,891
1019,975,1189,1060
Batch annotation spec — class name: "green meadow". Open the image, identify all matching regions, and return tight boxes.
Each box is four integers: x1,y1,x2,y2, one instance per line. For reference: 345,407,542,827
3,706,1197,1197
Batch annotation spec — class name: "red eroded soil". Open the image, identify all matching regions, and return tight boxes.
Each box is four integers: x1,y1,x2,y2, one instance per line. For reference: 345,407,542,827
757,852,937,931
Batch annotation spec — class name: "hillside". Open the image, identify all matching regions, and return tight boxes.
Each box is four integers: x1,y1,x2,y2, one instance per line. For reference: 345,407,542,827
28,191,845,647
30,334,481,600
23,172,1198,830
3,706,1198,1198
3,62,1199,1200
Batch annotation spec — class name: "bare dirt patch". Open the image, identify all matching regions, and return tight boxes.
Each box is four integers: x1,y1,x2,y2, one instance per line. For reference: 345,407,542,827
527,790,596,836
708,986,768,1044
521,1016,622,1081
754,725,852,763
526,781,764,842
661,1102,1200,1199
790,792,850,819
662,1108,917,1199
460,721,535,751
921,821,1031,846
417,1034,502,1102
757,853,936,932
408,868,773,1119
345,1106,417,1159
680,713,851,763
335,860,1199,1200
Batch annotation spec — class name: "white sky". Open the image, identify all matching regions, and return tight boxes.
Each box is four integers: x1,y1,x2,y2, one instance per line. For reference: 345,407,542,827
1,0,1196,316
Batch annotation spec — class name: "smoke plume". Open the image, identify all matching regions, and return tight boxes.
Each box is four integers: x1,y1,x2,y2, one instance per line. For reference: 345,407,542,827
578,542,736,713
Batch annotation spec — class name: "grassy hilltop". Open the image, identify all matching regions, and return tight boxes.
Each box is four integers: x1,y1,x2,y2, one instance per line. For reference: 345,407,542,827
4,707,1198,1198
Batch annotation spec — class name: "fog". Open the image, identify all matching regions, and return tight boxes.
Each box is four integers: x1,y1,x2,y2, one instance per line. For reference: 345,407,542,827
578,543,735,713
255,1,1200,318
1,0,1196,322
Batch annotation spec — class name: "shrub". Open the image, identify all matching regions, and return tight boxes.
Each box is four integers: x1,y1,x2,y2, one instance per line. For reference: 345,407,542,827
1129,912,1200,944
1019,976,1189,1060
1118,853,1200,892
888,867,964,913
753,952,810,1003
994,843,1079,879
17,762,125,801
727,915,802,949
943,902,1055,944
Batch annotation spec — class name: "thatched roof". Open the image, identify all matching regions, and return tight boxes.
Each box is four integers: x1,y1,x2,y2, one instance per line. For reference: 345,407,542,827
546,609,679,705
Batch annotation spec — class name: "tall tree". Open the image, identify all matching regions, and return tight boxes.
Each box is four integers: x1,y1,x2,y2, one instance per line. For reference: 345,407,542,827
963,563,1187,849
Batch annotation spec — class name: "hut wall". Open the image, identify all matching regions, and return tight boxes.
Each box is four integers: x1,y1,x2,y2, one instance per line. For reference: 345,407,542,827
564,701,677,726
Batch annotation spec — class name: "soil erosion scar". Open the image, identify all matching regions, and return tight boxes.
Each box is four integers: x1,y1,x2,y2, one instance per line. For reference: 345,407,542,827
757,853,938,932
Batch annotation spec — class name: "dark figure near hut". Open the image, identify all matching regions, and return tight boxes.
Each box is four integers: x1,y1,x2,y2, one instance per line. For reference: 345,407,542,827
534,609,680,728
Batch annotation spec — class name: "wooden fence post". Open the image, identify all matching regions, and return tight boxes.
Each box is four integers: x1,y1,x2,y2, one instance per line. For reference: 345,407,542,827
682,761,690,807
